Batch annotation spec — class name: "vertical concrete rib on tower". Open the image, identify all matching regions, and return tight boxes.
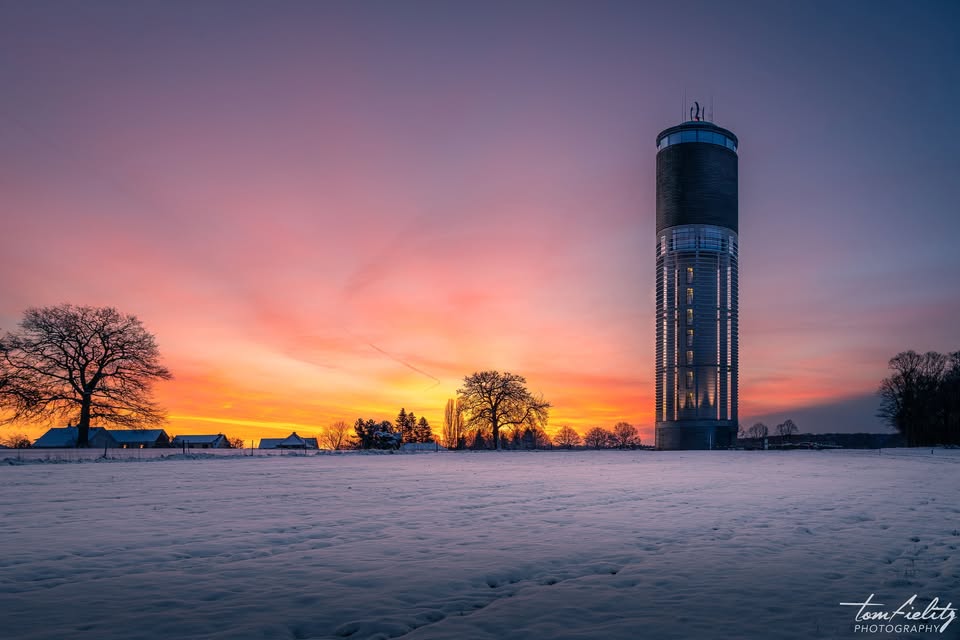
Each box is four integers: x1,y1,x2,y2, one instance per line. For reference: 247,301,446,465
654,120,739,450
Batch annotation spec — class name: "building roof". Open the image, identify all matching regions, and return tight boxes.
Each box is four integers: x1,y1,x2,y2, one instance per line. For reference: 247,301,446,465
259,432,317,449
171,434,225,445
109,429,170,444
33,427,110,447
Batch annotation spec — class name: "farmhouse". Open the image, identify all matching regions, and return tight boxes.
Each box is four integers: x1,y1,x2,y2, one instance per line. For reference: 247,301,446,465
258,432,318,450
171,434,230,449
33,427,116,448
110,429,171,448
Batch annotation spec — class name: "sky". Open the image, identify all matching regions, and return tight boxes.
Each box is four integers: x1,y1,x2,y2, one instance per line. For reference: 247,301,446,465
1,0,959,443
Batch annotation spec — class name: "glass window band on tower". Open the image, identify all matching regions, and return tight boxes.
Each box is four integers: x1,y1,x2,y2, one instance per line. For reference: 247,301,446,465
654,119,738,450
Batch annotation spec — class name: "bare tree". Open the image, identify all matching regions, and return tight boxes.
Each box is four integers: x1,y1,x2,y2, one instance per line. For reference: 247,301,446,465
442,398,465,449
0,305,171,447
775,419,798,442
584,426,613,449
0,432,31,448
554,425,581,449
226,436,245,449
611,421,641,449
748,422,769,439
321,420,351,450
943,352,960,445
878,350,957,446
457,371,550,450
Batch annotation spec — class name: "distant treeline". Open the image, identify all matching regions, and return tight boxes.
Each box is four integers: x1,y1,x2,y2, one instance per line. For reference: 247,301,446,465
739,432,905,449
334,404,644,451
878,350,960,446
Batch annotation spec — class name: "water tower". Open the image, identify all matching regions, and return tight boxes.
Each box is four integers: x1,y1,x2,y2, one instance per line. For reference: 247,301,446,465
654,103,739,450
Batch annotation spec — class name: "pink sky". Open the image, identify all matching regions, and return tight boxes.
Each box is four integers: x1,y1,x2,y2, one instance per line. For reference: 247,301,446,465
2,2,958,443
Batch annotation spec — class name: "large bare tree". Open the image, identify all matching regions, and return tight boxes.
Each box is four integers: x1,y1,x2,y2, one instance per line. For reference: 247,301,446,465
0,304,171,447
457,371,550,450
878,350,959,446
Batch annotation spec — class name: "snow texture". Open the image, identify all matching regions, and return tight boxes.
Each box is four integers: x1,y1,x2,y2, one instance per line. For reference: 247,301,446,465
1,450,958,639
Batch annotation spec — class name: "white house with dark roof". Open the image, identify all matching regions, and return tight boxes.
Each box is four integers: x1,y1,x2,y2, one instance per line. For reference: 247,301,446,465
258,432,318,450
33,427,116,448
171,434,230,449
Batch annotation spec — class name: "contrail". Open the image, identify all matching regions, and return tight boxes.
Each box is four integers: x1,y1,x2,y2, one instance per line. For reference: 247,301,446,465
365,341,441,390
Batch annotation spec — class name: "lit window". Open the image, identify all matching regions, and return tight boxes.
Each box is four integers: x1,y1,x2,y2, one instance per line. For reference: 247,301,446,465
686,391,695,407
686,288,694,305
686,350,694,365
687,267,694,284
686,308,693,324
686,371,694,388
686,329,694,347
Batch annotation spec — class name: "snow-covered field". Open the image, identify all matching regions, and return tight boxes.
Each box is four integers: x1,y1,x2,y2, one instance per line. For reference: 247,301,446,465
1,450,957,640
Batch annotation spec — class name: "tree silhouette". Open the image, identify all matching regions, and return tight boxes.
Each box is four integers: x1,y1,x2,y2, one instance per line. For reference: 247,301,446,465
775,419,798,443
747,422,768,439
442,398,465,449
0,305,171,447
879,350,960,445
321,420,352,450
354,418,399,449
396,408,416,443
457,371,550,450
554,425,581,449
611,422,641,448
413,416,433,443
0,432,31,448
521,425,551,449
470,428,489,450
584,426,613,449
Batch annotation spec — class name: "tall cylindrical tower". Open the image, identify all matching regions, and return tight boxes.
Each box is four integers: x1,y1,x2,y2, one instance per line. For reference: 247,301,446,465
655,118,739,450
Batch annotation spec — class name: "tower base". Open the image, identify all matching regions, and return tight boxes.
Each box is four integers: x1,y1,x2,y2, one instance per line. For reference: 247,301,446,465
655,422,738,450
